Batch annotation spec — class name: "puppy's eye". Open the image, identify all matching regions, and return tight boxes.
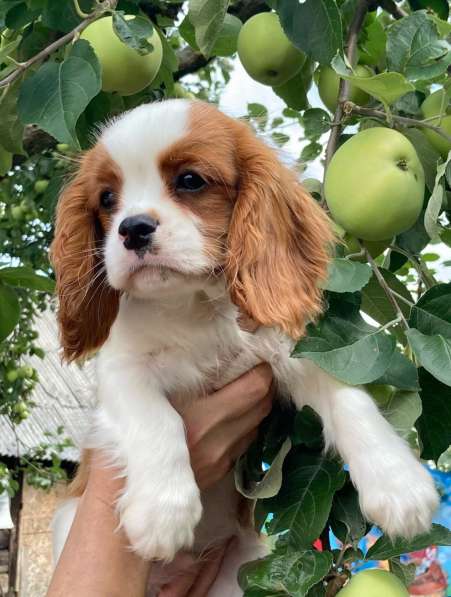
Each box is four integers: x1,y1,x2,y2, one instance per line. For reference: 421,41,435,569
100,190,116,210
175,171,207,193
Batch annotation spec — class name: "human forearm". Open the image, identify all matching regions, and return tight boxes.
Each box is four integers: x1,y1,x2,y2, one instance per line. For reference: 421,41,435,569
47,459,150,597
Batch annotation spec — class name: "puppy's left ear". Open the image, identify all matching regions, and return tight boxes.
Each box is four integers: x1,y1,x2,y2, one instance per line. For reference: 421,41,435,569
226,122,334,339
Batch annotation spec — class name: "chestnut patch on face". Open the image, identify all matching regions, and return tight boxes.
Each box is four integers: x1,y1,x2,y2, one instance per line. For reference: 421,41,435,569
158,104,240,265
79,143,123,233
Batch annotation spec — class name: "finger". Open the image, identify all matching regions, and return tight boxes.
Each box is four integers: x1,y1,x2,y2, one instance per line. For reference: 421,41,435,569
229,428,259,462
220,391,273,445
158,554,200,597
186,541,232,597
211,364,274,419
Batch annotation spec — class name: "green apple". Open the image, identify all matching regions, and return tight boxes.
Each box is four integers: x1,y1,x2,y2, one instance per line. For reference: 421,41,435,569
421,88,451,158
318,65,373,113
10,205,24,221
339,569,409,597
237,13,305,86
325,128,424,241
344,233,392,261
34,179,49,194
81,16,163,96
56,143,71,154
6,369,19,383
173,83,195,100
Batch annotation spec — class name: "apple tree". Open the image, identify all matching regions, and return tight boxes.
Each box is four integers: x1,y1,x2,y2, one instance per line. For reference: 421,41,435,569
1,0,451,594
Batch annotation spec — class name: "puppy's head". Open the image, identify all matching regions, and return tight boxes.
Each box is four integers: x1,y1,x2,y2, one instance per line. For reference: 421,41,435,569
51,100,333,361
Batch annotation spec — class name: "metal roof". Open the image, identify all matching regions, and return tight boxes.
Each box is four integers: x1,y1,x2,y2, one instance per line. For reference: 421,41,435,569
0,309,96,462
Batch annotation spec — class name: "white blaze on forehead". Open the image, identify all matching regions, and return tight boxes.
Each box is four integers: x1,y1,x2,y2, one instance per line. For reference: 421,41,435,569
99,99,191,215
101,99,190,165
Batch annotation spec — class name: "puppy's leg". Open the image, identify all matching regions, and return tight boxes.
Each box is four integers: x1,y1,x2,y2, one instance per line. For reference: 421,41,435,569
285,358,439,538
92,355,202,561
207,531,269,597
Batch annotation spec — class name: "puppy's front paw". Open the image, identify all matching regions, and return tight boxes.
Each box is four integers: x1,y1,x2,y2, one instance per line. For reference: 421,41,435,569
119,479,202,561
358,460,439,539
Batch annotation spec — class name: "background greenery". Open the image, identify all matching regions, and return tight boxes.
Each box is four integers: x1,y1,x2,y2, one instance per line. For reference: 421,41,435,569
0,0,451,594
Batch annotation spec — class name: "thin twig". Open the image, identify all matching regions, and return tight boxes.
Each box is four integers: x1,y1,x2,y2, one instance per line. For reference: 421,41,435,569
377,0,408,19
389,245,436,289
0,0,118,88
390,290,415,308
323,0,369,210
346,103,451,145
73,0,90,19
361,242,410,330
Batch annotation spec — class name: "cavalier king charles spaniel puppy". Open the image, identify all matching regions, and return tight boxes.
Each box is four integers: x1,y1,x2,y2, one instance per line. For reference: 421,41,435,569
51,100,438,595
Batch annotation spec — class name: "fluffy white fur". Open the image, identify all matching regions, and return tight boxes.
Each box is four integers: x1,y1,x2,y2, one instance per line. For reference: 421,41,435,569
52,101,439,595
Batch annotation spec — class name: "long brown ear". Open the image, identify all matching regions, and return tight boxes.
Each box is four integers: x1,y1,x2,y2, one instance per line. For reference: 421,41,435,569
226,123,334,339
51,164,119,362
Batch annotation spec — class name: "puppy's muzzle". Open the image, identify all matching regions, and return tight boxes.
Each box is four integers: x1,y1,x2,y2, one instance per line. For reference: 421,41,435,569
119,214,159,253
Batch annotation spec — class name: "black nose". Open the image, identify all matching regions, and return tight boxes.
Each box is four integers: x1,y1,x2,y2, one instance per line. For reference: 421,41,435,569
119,215,159,252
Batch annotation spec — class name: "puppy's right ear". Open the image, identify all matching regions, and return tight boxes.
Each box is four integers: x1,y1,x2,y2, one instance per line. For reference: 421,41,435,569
51,164,119,362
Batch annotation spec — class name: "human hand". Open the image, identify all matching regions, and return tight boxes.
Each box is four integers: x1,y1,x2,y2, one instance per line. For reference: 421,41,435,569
180,363,273,490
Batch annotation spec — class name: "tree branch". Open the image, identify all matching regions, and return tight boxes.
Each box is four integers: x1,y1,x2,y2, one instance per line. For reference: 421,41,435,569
362,243,410,331
175,47,212,80
324,0,369,171
377,0,408,19
345,102,451,145
0,0,118,89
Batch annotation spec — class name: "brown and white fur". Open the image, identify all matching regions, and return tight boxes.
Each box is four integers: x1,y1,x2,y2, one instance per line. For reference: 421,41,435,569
51,100,438,595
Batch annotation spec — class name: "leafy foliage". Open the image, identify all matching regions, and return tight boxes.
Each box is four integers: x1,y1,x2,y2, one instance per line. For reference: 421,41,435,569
0,0,450,593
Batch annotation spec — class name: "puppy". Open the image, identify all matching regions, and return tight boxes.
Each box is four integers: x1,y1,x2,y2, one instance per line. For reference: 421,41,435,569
51,100,438,595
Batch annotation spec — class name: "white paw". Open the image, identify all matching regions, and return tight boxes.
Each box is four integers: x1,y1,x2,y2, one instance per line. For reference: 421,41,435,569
119,478,202,561
357,460,439,539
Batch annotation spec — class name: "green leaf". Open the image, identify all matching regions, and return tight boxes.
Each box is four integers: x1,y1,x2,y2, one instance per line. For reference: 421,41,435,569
247,103,268,130
358,13,386,67
374,349,420,390
410,283,451,338
361,268,412,345
235,438,292,499
273,71,310,111
424,153,451,241
42,0,82,33
322,258,372,293
18,39,101,148
188,0,230,57
112,12,154,55
416,368,451,461
180,13,241,56
302,109,331,139
0,83,24,155
5,2,39,29
266,450,345,546
331,54,415,106
294,320,396,385
330,483,367,544
239,549,333,597
277,0,343,65
367,524,451,560
387,11,451,81
272,131,290,146
377,389,422,442
0,145,12,176
389,558,417,588
150,27,178,94
408,0,449,23
407,328,451,386
301,142,323,162
403,129,442,192
0,267,55,292
0,283,20,342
